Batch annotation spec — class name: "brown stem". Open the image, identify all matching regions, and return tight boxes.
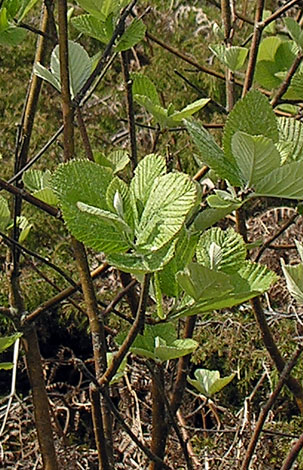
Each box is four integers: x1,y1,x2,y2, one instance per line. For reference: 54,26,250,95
242,0,265,97
57,1,112,466
76,107,94,161
241,346,303,470
281,430,303,470
22,325,59,470
150,362,167,470
121,50,137,173
99,273,151,387
119,271,139,317
250,297,303,413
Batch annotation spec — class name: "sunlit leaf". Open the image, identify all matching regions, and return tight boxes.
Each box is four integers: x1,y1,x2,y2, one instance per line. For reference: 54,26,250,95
188,369,235,397
116,18,146,52
255,161,303,199
0,333,22,353
0,195,11,230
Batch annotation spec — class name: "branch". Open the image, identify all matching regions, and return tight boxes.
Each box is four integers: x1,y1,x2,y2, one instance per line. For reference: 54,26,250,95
241,346,303,470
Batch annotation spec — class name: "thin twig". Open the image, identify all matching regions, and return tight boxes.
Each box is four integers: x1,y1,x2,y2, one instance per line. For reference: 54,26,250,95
281,431,303,470
271,53,303,108
241,346,303,470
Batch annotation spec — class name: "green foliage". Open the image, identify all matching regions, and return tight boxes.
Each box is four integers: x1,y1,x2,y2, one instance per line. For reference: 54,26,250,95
23,169,58,206
0,332,22,370
133,73,210,128
117,322,198,362
52,154,199,273
0,195,11,231
209,44,248,72
187,368,235,398
0,0,37,46
284,17,303,51
281,241,303,304
34,41,92,98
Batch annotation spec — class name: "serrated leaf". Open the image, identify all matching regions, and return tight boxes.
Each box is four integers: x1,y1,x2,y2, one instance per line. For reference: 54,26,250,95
130,154,166,218
71,14,110,44
188,369,235,397
185,119,242,186
231,132,281,187
196,227,246,274
223,90,279,163
107,239,176,274
281,258,303,303
0,333,22,353
257,36,282,62
76,201,133,236
277,71,303,101
278,116,303,162
176,262,232,301
76,0,107,20
52,160,130,253
255,160,303,199
136,172,198,252
132,73,160,105
107,149,130,173
158,229,198,297
23,169,46,191
0,195,11,230
116,18,146,52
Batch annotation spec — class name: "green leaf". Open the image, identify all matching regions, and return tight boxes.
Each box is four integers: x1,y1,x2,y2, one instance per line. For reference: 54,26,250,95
192,205,240,232
136,172,198,252
17,215,32,242
0,195,11,230
223,90,279,163
76,0,108,20
153,272,165,319
196,227,246,274
169,98,210,122
76,201,133,236
0,7,9,31
284,17,303,50
188,369,235,397
0,362,14,370
0,333,22,353
116,18,146,52
281,258,303,304
0,25,26,45
52,160,130,253
108,150,130,173
132,73,160,105
231,132,281,187
107,239,177,274
207,189,242,209
106,176,133,227
34,41,91,98
278,116,303,163
71,14,110,44
3,0,22,19
254,60,282,90
176,262,232,301
134,95,169,128
130,153,166,222
255,161,303,199
277,71,303,101
210,44,248,72
33,188,58,206
158,229,198,297
185,119,242,186
155,337,198,362
257,36,281,62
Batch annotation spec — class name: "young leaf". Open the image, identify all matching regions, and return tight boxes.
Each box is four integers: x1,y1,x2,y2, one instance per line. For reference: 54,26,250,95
52,160,130,253
169,98,210,122
107,239,177,274
116,18,146,52
136,172,198,252
188,369,235,397
71,14,110,44
132,73,160,105
76,0,108,20
134,95,169,128
254,160,303,199
196,227,246,274
33,188,58,206
176,262,232,301
76,201,133,236
155,337,198,362
223,90,279,163
231,132,281,187
130,153,166,212
0,333,22,353
35,41,92,98
185,119,242,186
210,44,248,72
